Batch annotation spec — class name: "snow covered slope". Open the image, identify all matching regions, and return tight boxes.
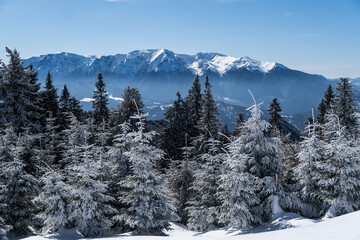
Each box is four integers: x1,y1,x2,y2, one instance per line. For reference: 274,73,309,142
15,210,360,240
22,49,332,116
24,49,283,78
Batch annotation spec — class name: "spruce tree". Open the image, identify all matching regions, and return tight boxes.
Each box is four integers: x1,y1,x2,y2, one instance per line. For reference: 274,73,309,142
317,112,360,216
0,48,41,133
294,116,325,217
167,135,195,225
334,78,357,133
233,112,245,137
268,98,283,136
34,168,72,234
316,98,327,124
114,86,144,129
68,131,117,237
117,111,177,235
186,74,202,139
162,92,189,161
324,84,335,108
193,75,221,154
0,134,39,236
41,72,59,120
92,73,109,125
187,137,222,231
238,92,285,222
217,137,260,229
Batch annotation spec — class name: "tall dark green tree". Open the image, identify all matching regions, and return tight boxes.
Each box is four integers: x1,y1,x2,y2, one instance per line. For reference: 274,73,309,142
186,74,202,139
334,78,357,133
268,98,283,136
41,72,59,120
194,75,221,153
316,85,335,125
92,73,109,125
233,112,245,137
316,98,327,124
162,92,189,161
324,84,335,108
26,64,43,130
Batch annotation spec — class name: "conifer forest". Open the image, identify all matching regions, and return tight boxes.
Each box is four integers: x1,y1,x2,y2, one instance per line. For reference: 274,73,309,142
1,47,360,239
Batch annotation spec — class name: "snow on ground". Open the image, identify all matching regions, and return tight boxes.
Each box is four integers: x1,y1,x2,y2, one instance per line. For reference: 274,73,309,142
13,210,360,240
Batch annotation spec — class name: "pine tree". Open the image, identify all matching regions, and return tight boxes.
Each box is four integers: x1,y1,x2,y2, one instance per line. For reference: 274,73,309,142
0,134,39,236
233,112,245,137
238,92,285,222
167,135,195,225
92,73,109,125
334,78,357,133
186,74,202,139
194,75,221,154
68,131,117,237
294,116,325,217
0,48,41,133
34,168,72,234
40,72,59,120
25,64,43,131
60,113,85,168
268,98,283,136
187,137,222,231
217,137,260,229
316,98,327,124
317,112,360,216
162,92,189,161
114,86,144,130
324,84,335,108
117,111,177,235
41,113,61,166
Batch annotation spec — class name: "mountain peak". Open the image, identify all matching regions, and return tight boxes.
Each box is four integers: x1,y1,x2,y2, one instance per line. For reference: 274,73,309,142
23,49,287,77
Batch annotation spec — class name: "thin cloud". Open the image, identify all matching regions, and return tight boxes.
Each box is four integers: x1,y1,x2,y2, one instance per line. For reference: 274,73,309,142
217,0,258,2
104,0,136,2
283,12,295,17
292,33,325,38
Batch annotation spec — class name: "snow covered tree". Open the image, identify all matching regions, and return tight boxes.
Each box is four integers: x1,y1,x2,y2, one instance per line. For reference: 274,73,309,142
334,78,357,134
34,168,72,234
25,64,43,131
162,92,190,161
317,112,360,217
92,73,109,125
0,48,41,133
68,131,117,237
60,113,85,168
187,137,223,232
167,135,195,225
186,74,202,139
237,91,285,222
117,111,177,235
113,86,144,130
193,75,221,154
217,137,260,229
294,115,325,217
41,113,61,166
0,134,39,236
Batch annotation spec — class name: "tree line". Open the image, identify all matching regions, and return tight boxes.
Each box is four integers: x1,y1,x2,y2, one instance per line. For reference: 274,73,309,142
0,47,359,239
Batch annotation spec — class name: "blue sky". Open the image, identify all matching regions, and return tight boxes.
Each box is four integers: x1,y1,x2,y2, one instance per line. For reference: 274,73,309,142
0,0,359,78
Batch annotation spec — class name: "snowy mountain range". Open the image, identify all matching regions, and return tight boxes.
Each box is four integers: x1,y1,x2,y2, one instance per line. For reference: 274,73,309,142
23,49,339,129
